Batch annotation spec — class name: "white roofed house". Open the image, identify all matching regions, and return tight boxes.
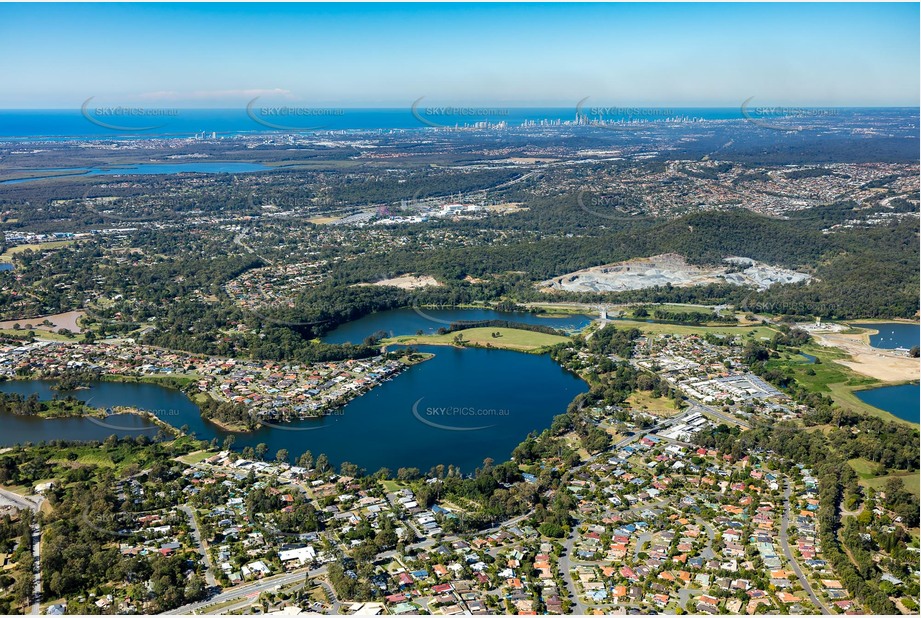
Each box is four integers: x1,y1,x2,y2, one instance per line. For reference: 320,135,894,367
278,545,316,567
242,560,272,578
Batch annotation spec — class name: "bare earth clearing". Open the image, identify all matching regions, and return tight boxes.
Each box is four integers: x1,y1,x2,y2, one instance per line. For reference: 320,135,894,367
358,274,443,290
0,310,85,333
813,331,919,382
540,253,812,293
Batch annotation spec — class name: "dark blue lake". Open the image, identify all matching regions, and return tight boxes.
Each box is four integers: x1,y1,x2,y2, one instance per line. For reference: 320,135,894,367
0,381,163,443
322,307,592,344
0,338,588,472
855,383,920,424
857,322,920,351
0,380,180,440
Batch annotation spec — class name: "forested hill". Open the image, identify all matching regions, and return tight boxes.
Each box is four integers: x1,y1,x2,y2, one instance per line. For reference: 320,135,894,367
329,208,916,282
642,210,827,268
306,209,918,321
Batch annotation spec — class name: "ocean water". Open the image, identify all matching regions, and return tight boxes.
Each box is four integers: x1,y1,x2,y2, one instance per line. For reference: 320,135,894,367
0,107,913,140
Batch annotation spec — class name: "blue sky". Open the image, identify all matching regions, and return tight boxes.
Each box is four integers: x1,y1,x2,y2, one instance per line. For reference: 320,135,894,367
0,3,918,108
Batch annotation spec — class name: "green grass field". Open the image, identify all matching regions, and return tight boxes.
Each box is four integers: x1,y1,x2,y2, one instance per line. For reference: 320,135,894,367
766,343,914,426
384,326,570,352
848,457,885,479
0,240,74,262
103,373,199,390
0,328,82,342
860,471,921,497
31,438,208,480
0,483,34,497
380,480,405,493
526,303,596,317
303,584,332,605
603,319,778,339
767,344,874,392
47,447,121,468
626,390,678,415
177,450,213,465
631,303,728,317
826,382,915,424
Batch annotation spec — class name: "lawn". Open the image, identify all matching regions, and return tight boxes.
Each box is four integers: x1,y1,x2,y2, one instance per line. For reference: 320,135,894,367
765,342,914,426
766,344,875,392
826,382,914,424
647,303,704,313
561,430,591,461
599,422,625,441
626,390,678,416
0,240,74,261
384,326,570,352
105,373,199,389
177,450,213,465
526,303,596,317
380,480,406,493
303,584,331,605
45,444,151,471
860,471,921,497
0,328,82,342
48,449,117,468
604,319,778,339
0,483,34,496
847,458,884,479
631,302,729,317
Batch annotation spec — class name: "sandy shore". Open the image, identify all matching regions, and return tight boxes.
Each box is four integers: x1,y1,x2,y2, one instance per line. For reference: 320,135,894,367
813,331,919,382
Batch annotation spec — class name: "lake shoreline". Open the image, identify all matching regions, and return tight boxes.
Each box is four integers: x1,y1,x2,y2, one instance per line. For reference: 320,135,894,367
382,327,569,354
844,320,920,349
197,351,436,434
852,382,921,426
811,331,919,383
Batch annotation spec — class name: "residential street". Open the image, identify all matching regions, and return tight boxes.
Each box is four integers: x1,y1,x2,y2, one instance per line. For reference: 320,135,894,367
555,411,686,614
179,505,218,588
0,487,44,615
559,529,588,615
164,566,326,615
780,481,831,614
29,519,41,615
